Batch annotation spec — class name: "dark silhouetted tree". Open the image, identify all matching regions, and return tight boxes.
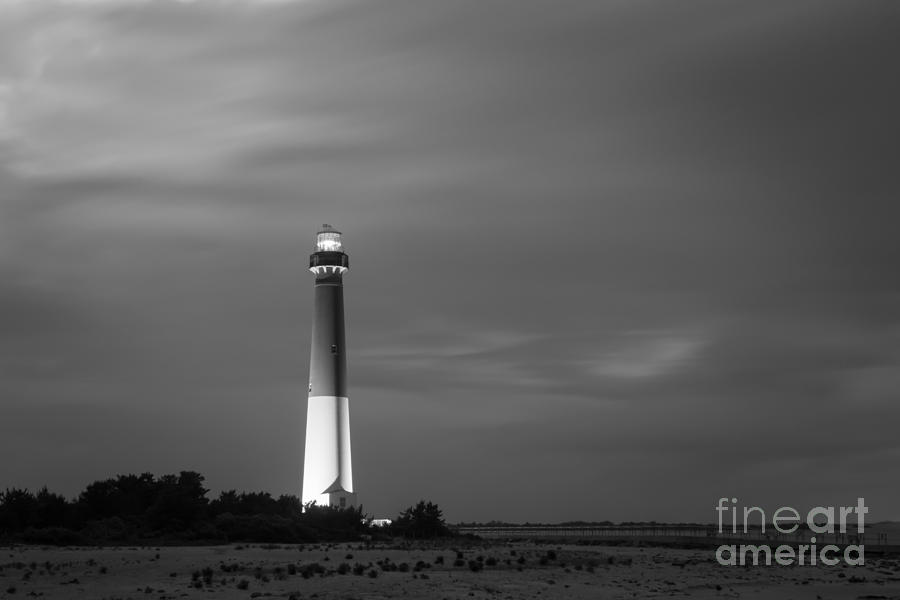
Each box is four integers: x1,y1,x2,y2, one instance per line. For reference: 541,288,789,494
392,501,450,539
34,487,68,528
0,488,38,532
146,471,209,530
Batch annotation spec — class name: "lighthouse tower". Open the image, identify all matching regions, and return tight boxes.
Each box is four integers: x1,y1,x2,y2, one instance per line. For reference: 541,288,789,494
302,224,357,509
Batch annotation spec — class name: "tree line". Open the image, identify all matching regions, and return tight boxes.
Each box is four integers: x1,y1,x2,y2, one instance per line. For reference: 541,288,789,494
0,471,452,545
0,471,366,545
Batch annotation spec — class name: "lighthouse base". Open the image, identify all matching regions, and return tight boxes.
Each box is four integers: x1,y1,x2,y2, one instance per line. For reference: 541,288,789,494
327,490,358,509
304,491,358,510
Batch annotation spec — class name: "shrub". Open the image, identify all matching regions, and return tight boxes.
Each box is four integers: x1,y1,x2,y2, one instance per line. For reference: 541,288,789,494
391,501,451,539
301,563,324,579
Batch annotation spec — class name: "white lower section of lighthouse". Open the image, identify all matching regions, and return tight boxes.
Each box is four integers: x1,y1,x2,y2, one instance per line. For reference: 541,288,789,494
302,395,356,508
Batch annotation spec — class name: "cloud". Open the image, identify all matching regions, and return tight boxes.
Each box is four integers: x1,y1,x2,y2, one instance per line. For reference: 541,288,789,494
586,331,706,379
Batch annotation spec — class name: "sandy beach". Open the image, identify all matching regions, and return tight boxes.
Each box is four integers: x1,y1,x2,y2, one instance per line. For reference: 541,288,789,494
2,541,899,600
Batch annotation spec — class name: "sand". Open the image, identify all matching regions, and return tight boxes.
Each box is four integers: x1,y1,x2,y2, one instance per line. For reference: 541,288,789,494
2,541,899,599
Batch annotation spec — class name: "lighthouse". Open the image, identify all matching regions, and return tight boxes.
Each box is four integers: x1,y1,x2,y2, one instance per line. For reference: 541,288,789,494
302,224,357,509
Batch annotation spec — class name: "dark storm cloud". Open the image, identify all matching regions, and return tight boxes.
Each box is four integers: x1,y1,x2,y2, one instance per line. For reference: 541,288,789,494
1,0,899,522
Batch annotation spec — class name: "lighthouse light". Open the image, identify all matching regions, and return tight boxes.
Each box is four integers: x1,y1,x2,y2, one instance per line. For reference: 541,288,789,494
316,225,343,252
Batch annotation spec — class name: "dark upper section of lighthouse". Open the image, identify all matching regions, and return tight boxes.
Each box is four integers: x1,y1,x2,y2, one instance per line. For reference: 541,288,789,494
309,224,349,271
308,224,348,398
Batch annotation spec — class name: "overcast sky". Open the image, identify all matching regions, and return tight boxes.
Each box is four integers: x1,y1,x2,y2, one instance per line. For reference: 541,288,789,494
1,0,899,523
